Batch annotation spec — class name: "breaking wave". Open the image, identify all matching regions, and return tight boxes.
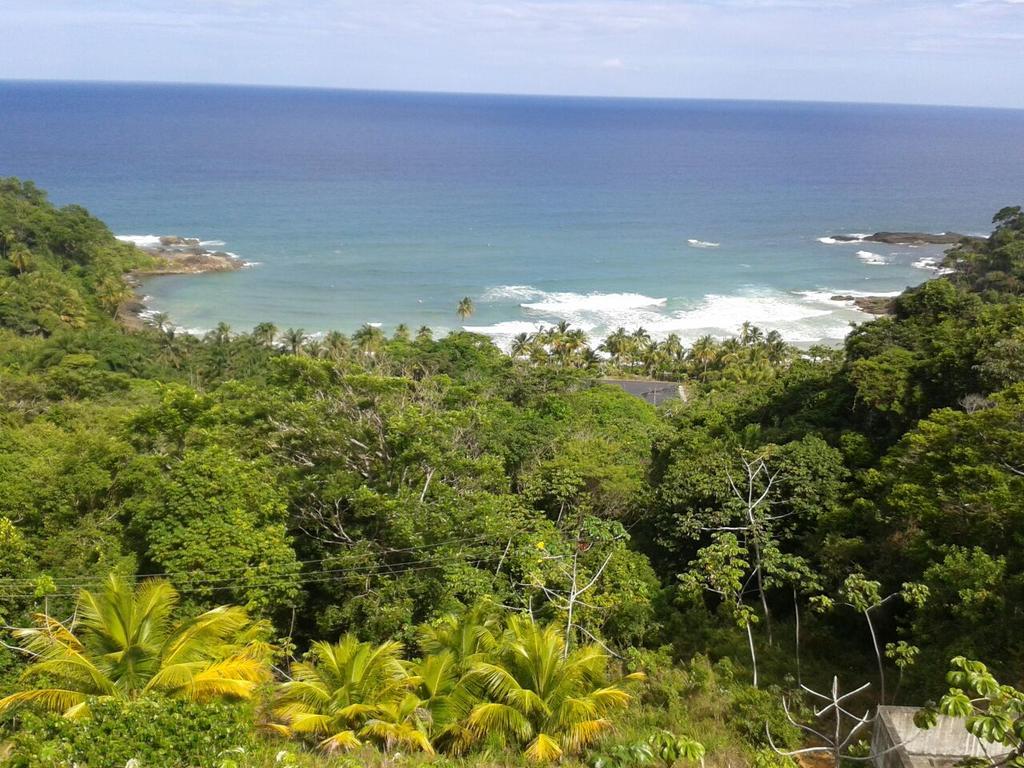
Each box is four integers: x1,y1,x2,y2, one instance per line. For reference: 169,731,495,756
476,284,879,349
116,234,164,248
818,233,871,245
856,250,888,265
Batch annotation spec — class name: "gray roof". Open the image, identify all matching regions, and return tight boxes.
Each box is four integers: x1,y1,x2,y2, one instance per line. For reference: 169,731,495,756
602,378,683,406
873,706,1011,768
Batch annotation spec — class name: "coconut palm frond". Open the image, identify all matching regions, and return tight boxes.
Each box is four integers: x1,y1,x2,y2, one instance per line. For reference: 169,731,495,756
553,694,600,726
20,655,114,697
276,677,333,707
162,605,254,666
318,730,362,754
562,718,613,752
179,656,267,701
467,701,533,742
14,615,83,654
525,732,564,763
285,712,336,735
141,661,205,694
263,722,293,738
0,688,90,717
2,574,267,717
360,719,435,754
589,685,635,712
334,702,384,721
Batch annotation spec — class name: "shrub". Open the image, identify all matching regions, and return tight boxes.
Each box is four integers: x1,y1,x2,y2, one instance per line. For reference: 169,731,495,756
2,697,256,768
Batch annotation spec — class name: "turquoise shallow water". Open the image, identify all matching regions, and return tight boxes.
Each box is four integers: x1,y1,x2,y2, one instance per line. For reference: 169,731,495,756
2,82,1022,345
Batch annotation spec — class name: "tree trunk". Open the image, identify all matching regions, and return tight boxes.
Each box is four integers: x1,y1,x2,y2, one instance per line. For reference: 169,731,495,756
746,620,759,688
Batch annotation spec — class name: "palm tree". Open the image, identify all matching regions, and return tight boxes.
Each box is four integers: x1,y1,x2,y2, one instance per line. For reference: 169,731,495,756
8,244,33,275
562,329,589,367
393,323,411,342
581,348,602,370
510,332,532,359
0,227,14,260
211,321,232,345
718,337,743,366
642,342,668,377
688,335,718,380
465,617,643,762
95,275,131,316
599,327,630,368
274,635,431,754
413,603,504,754
419,602,502,668
282,328,306,355
631,326,652,349
323,330,350,359
739,321,764,346
252,322,277,348
456,297,475,322
304,339,325,358
764,330,789,365
663,333,685,363
408,651,476,754
0,575,269,719
353,324,385,357
150,312,170,333
416,326,433,343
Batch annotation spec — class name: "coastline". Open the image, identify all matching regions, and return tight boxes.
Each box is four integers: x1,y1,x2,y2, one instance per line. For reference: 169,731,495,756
114,229,968,341
116,236,247,331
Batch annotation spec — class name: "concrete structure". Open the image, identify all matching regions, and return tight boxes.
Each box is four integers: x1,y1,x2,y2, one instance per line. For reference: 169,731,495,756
872,706,1011,768
603,378,684,406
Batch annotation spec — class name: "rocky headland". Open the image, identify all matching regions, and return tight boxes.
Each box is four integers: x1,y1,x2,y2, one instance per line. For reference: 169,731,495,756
830,231,983,246
117,236,247,330
830,294,897,316
132,236,246,275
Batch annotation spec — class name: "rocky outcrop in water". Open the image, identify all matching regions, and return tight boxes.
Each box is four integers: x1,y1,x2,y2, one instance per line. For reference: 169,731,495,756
832,232,978,246
831,295,896,315
133,236,245,274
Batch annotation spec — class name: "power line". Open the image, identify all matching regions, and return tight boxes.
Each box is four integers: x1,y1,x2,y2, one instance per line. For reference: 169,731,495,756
0,532,499,588
0,552,510,600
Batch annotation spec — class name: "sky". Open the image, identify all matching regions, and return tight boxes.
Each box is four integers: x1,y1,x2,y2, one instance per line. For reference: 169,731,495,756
2,0,1023,108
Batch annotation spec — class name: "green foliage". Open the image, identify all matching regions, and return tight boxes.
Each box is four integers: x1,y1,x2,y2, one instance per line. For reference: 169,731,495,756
0,178,154,335
0,575,270,718
918,657,1024,767
120,445,301,616
3,179,1024,764
464,615,643,761
2,697,256,768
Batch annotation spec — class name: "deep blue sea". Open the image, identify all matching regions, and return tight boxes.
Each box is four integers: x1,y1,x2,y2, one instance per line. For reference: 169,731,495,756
2,81,1023,345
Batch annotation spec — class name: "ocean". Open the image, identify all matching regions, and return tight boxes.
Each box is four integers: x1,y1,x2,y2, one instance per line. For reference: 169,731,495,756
2,81,1023,346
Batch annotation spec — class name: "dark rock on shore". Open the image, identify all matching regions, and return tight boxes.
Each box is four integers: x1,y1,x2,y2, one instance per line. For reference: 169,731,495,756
116,235,247,331
131,236,245,275
831,294,896,315
832,231,978,246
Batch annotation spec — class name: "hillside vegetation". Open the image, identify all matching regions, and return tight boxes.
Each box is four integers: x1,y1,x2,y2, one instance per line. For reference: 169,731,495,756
1,179,1023,767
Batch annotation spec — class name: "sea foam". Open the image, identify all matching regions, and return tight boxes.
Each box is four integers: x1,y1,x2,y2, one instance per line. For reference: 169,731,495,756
817,233,871,245
116,234,164,248
856,250,887,265
481,284,872,348
463,320,552,336
912,256,954,274
687,239,720,248
520,291,667,315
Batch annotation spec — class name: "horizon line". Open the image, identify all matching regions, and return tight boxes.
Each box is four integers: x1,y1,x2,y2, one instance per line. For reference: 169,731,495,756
3,77,1023,114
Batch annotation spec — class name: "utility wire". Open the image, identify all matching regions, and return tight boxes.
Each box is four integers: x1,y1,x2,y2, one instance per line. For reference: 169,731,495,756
0,532,499,588
0,551,510,600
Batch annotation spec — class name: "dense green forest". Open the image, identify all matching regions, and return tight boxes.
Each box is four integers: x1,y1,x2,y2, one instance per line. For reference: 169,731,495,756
1,177,1023,767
